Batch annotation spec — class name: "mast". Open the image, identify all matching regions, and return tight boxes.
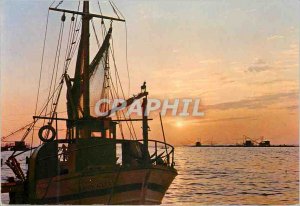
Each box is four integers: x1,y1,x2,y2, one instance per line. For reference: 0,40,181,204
82,1,90,119
141,82,149,154
48,1,125,139
79,1,91,138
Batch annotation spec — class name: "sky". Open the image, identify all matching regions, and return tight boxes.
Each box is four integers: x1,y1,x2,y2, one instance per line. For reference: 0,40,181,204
1,0,299,146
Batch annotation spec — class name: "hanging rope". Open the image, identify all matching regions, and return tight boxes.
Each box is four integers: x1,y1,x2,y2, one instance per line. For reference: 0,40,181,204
34,3,53,118
108,73,137,139
49,13,66,117
91,19,100,47
68,19,82,71
109,1,120,19
95,1,138,139
89,12,128,138
109,40,137,139
1,122,34,142
29,2,57,152
109,0,131,97
47,4,82,126
43,16,65,122
63,1,81,74
54,0,64,9
63,15,75,70
10,83,62,157
8,2,79,156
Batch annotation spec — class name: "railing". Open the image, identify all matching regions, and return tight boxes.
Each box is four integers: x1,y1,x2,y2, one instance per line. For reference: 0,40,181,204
140,139,175,168
35,138,175,168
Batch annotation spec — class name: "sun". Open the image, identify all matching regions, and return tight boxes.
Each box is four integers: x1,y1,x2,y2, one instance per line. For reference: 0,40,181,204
176,121,183,127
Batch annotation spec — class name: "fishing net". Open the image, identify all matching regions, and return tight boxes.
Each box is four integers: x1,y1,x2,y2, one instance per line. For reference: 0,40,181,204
89,50,108,117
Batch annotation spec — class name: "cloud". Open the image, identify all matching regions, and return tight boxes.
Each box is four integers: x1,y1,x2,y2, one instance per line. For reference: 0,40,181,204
281,43,298,59
198,116,257,124
258,79,289,85
246,44,298,73
198,59,221,64
164,115,257,125
247,59,271,73
219,76,235,84
267,35,284,41
285,105,298,111
205,91,298,111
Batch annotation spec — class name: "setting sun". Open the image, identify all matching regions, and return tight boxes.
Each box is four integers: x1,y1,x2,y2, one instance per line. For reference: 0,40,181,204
176,121,183,127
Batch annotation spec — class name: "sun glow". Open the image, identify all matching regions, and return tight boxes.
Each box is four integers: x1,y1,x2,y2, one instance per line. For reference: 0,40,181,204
176,121,183,127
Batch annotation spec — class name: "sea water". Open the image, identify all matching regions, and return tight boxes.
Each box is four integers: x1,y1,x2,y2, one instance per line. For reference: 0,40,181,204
1,147,299,204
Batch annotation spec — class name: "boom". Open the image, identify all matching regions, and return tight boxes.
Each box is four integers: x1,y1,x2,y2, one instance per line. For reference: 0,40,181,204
104,91,148,117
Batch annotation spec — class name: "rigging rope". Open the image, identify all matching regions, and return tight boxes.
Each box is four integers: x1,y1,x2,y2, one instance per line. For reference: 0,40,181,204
10,83,62,157
63,2,81,74
48,4,82,127
34,3,53,118
63,15,75,70
30,2,54,153
96,0,137,140
44,19,65,121
110,39,137,139
68,19,82,71
108,73,137,139
54,0,64,9
109,1,120,19
1,122,34,142
49,15,65,116
109,0,131,97
91,19,100,47
48,14,81,125
7,1,79,156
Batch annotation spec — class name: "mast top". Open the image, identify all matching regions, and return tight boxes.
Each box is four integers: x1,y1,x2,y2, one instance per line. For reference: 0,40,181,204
49,6,125,22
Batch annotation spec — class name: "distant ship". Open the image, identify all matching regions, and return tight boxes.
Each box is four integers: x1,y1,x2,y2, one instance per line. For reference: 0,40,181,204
195,141,202,147
243,135,271,147
189,136,276,147
1,141,30,151
193,138,201,147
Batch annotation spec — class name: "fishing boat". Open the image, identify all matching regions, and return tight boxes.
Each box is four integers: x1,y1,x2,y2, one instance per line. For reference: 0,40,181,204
2,1,177,204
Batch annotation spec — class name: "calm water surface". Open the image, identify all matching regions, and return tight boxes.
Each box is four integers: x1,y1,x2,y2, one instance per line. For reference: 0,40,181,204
1,147,299,204
163,147,299,205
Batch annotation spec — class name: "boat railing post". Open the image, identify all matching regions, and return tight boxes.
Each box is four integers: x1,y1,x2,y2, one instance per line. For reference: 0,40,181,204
112,123,116,139
172,148,174,167
55,112,58,140
155,141,157,163
141,82,149,161
159,112,169,165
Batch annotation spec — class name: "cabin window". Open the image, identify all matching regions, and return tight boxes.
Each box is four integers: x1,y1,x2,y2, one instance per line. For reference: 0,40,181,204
91,132,102,138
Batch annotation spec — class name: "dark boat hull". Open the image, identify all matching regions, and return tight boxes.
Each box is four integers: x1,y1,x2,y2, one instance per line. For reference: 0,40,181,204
33,166,177,204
